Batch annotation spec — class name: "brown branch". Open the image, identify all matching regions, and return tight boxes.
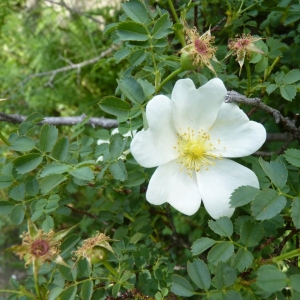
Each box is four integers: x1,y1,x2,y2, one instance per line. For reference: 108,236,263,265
0,112,118,128
225,90,300,140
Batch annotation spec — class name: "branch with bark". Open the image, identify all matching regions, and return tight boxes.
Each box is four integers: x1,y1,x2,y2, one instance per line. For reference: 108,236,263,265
225,91,300,139
0,112,118,128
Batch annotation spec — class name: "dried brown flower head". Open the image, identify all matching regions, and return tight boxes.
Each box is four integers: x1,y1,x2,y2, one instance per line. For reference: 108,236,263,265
73,232,114,261
227,34,264,73
181,25,219,75
12,230,60,267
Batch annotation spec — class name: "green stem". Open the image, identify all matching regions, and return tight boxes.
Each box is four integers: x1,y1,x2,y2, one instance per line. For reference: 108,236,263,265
264,56,280,81
166,0,186,46
102,260,119,278
167,0,180,24
0,131,11,146
33,260,42,300
245,59,251,97
156,67,184,93
0,289,37,299
271,248,300,263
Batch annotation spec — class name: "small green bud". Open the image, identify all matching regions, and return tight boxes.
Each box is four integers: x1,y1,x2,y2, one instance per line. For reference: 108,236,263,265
180,52,197,70
87,246,108,264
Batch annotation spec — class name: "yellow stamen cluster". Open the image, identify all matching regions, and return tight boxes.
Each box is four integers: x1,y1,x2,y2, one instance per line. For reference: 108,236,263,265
174,128,222,175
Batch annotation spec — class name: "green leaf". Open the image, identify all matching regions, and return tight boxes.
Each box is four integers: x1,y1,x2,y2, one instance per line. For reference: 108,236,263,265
114,48,131,63
49,287,63,300
266,84,278,95
207,242,234,265
81,280,93,300
9,183,25,201
40,174,67,194
70,167,94,181
130,232,146,244
234,248,253,272
171,275,195,297
109,160,127,181
230,186,259,207
112,283,121,298
121,0,148,23
152,13,172,39
10,204,25,224
118,76,146,104
280,85,296,101
290,274,300,293
26,179,39,196
125,170,146,187
214,262,237,289
39,124,58,152
208,217,233,237
14,153,43,174
251,189,287,220
42,215,54,232
256,265,287,293
283,69,300,84
284,149,300,167
109,134,126,159
9,136,35,152
187,259,211,290
223,290,243,300
117,21,149,41
0,201,14,215
129,49,147,67
40,163,70,177
255,56,268,73
52,137,69,162
60,285,77,300
99,96,131,117
259,157,288,188
0,174,13,188
191,237,216,256
59,264,77,281
291,197,300,229
240,220,263,247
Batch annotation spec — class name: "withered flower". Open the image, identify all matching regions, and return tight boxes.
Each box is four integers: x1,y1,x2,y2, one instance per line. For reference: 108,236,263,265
181,25,219,75
12,230,61,267
226,33,264,74
73,232,114,263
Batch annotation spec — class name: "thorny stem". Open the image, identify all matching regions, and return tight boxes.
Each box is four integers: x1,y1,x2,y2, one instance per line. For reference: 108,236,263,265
156,67,184,93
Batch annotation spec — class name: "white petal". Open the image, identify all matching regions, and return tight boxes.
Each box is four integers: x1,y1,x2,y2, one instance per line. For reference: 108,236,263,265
208,102,266,158
172,78,227,132
147,161,201,215
130,95,178,168
196,158,259,219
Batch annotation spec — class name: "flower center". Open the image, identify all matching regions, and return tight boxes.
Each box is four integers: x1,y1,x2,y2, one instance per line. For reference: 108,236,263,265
175,128,223,175
194,39,208,54
31,240,50,256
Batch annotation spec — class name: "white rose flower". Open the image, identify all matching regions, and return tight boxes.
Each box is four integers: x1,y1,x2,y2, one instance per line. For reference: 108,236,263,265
130,78,266,219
